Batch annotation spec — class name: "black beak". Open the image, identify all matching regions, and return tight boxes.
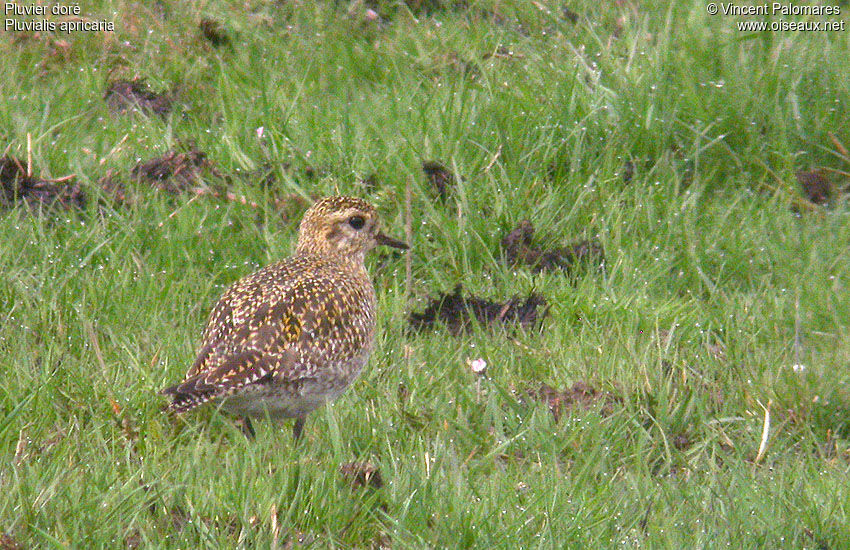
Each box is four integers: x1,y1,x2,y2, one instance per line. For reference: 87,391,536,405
375,232,409,250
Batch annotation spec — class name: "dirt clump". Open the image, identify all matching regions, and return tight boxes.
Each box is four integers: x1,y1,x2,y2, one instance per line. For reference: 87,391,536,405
561,6,580,23
340,461,383,489
501,220,604,274
421,160,456,202
131,147,221,193
199,18,229,46
796,169,833,205
673,433,691,450
526,381,620,422
0,156,85,211
104,78,173,116
409,284,548,335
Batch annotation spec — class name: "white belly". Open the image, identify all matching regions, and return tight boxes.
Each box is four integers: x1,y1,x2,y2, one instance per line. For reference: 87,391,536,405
218,353,369,420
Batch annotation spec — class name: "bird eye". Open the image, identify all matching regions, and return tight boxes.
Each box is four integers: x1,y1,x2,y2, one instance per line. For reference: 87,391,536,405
348,215,365,230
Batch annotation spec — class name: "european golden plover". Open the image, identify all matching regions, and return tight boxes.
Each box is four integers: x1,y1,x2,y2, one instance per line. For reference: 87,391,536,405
160,196,408,440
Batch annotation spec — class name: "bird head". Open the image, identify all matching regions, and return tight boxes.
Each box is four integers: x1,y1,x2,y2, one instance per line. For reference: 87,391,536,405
296,196,408,261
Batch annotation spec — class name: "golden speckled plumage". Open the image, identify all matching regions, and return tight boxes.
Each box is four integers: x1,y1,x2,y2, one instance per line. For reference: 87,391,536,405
160,196,407,439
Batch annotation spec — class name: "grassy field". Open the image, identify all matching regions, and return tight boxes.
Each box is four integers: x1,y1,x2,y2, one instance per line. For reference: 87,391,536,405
2,0,850,547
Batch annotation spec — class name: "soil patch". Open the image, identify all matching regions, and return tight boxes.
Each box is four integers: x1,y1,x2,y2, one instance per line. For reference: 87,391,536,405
422,160,456,202
409,284,548,335
199,18,229,46
501,220,604,274
340,461,383,489
104,78,173,116
0,156,85,211
131,147,221,193
796,169,832,205
525,381,620,422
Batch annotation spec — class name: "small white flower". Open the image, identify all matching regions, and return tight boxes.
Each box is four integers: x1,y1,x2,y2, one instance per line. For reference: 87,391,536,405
468,357,487,375
255,126,265,139
791,364,806,373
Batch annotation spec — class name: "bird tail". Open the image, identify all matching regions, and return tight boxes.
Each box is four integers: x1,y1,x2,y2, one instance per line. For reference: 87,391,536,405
160,380,217,413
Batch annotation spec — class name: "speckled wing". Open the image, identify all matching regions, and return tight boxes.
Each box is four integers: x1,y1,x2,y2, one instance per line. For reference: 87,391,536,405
186,267,302,379
160,256,375,413
161,260,309,412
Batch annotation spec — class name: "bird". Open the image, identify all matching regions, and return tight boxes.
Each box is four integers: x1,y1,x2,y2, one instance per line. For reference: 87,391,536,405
160,195,408,440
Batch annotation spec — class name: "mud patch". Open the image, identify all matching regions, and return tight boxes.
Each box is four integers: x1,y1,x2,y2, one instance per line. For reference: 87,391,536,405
0,156,85,211
340,461,384,489
409,284,548,335
104,78,173,116
673,433,691,450
525,381,620,422
200,18,229,46
421,160,456,202
131,147,221,193
501,220,604,274
796,169,832,205
561,6,580,23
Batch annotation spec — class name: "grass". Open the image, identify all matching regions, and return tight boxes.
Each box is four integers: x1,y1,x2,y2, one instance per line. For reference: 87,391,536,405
1,0,850,547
